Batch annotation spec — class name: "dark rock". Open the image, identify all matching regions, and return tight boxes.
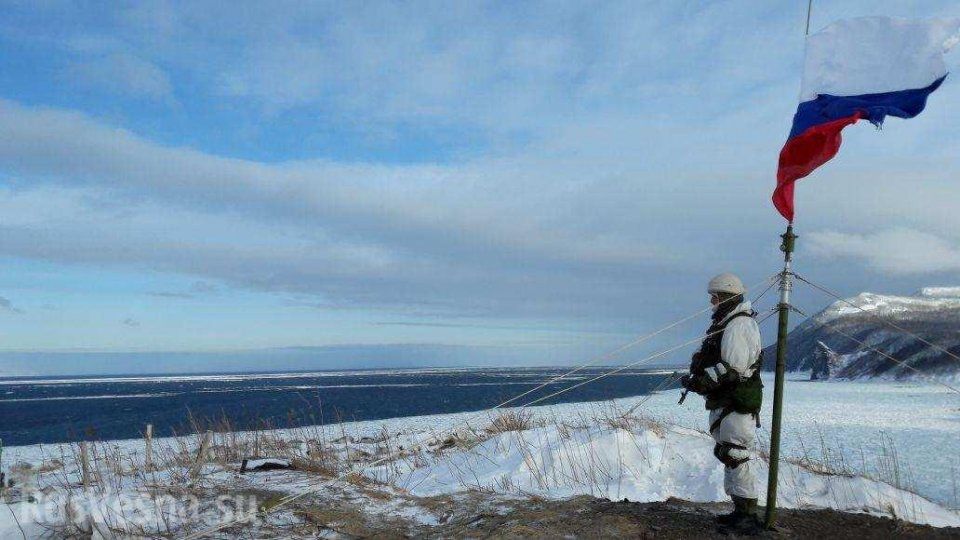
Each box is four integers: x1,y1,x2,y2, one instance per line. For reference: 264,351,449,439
240,458,292,473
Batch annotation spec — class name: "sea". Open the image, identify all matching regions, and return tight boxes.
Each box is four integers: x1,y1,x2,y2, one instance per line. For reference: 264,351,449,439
1,368,958,509
0,367,680,446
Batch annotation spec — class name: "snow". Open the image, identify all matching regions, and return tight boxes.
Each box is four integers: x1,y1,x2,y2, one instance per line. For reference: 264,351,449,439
919,286,960,298
1,373,958,536
814,290,960,325
386,421,958,527
0,503,46,538
637,373,960,510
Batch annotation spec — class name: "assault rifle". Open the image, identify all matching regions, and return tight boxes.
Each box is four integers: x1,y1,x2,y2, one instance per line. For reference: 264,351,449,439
678,351,706,405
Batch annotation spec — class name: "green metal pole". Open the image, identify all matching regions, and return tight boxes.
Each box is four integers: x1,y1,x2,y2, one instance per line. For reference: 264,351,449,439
765,225,796,529
765,2,810,528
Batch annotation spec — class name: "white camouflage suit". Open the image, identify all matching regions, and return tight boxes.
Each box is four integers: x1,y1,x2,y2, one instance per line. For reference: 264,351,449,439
703,300,763,499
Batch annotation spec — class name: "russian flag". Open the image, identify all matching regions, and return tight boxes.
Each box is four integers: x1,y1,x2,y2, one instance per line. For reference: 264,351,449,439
774,17,960,222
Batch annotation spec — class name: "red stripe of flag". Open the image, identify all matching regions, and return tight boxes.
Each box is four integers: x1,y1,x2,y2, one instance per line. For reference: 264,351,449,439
773,112,862,222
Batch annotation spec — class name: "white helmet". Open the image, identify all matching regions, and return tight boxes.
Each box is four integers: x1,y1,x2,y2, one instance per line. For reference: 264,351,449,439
707,273,745,295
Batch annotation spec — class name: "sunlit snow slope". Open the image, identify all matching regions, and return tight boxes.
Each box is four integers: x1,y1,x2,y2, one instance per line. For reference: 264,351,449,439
763,287,960,380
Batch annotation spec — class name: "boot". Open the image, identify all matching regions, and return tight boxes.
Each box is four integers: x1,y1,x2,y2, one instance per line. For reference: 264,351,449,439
718,497,762,535
715,496,754,525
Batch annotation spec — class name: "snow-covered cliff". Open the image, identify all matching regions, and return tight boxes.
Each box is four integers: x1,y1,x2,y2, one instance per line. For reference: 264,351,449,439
763,287,960,380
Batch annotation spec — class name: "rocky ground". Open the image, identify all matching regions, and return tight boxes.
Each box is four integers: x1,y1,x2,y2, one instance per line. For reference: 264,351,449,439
449,496,960,539
228,488,960,539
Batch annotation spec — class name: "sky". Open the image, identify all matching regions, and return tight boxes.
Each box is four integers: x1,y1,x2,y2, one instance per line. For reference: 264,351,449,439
0,1,958,375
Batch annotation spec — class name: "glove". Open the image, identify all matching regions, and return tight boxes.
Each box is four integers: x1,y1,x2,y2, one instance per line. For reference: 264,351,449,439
681,373,711,395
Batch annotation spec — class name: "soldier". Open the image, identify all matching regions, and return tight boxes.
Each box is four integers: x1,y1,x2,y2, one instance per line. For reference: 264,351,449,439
681,273,764,533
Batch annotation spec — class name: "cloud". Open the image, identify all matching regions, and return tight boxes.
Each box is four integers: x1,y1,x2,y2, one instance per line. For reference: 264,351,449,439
197,1,800,141
1,70,958,319
148,281,220,299
0,184,675,318
4,1,804,134
807,228,960,275
147,291,194,299
0,0,958,334
0,99,734,318
121,317,141,327
63,52,174,101
0,296,24,314
190,281,218,294
0,98,675,271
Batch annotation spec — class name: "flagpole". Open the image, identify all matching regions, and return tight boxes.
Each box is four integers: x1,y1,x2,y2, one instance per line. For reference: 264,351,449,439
763,225,795,529
764,0,811,530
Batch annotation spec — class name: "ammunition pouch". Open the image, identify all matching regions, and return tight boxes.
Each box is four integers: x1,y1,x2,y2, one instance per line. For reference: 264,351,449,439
728,372,763,415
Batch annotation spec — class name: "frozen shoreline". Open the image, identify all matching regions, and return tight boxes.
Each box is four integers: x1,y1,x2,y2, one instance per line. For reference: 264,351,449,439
4,372,958,507
2,411,957,538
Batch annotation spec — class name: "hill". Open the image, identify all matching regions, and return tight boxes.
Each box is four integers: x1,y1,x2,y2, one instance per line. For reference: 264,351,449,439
762,287,960,380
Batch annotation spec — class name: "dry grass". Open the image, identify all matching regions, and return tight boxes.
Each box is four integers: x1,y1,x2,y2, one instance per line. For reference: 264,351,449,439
485,411,536,435
10,398,945,537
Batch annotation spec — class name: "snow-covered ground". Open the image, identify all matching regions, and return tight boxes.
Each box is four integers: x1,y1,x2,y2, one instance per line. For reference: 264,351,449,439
1,372,958,537
382,419,958,527
641,372,960,509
